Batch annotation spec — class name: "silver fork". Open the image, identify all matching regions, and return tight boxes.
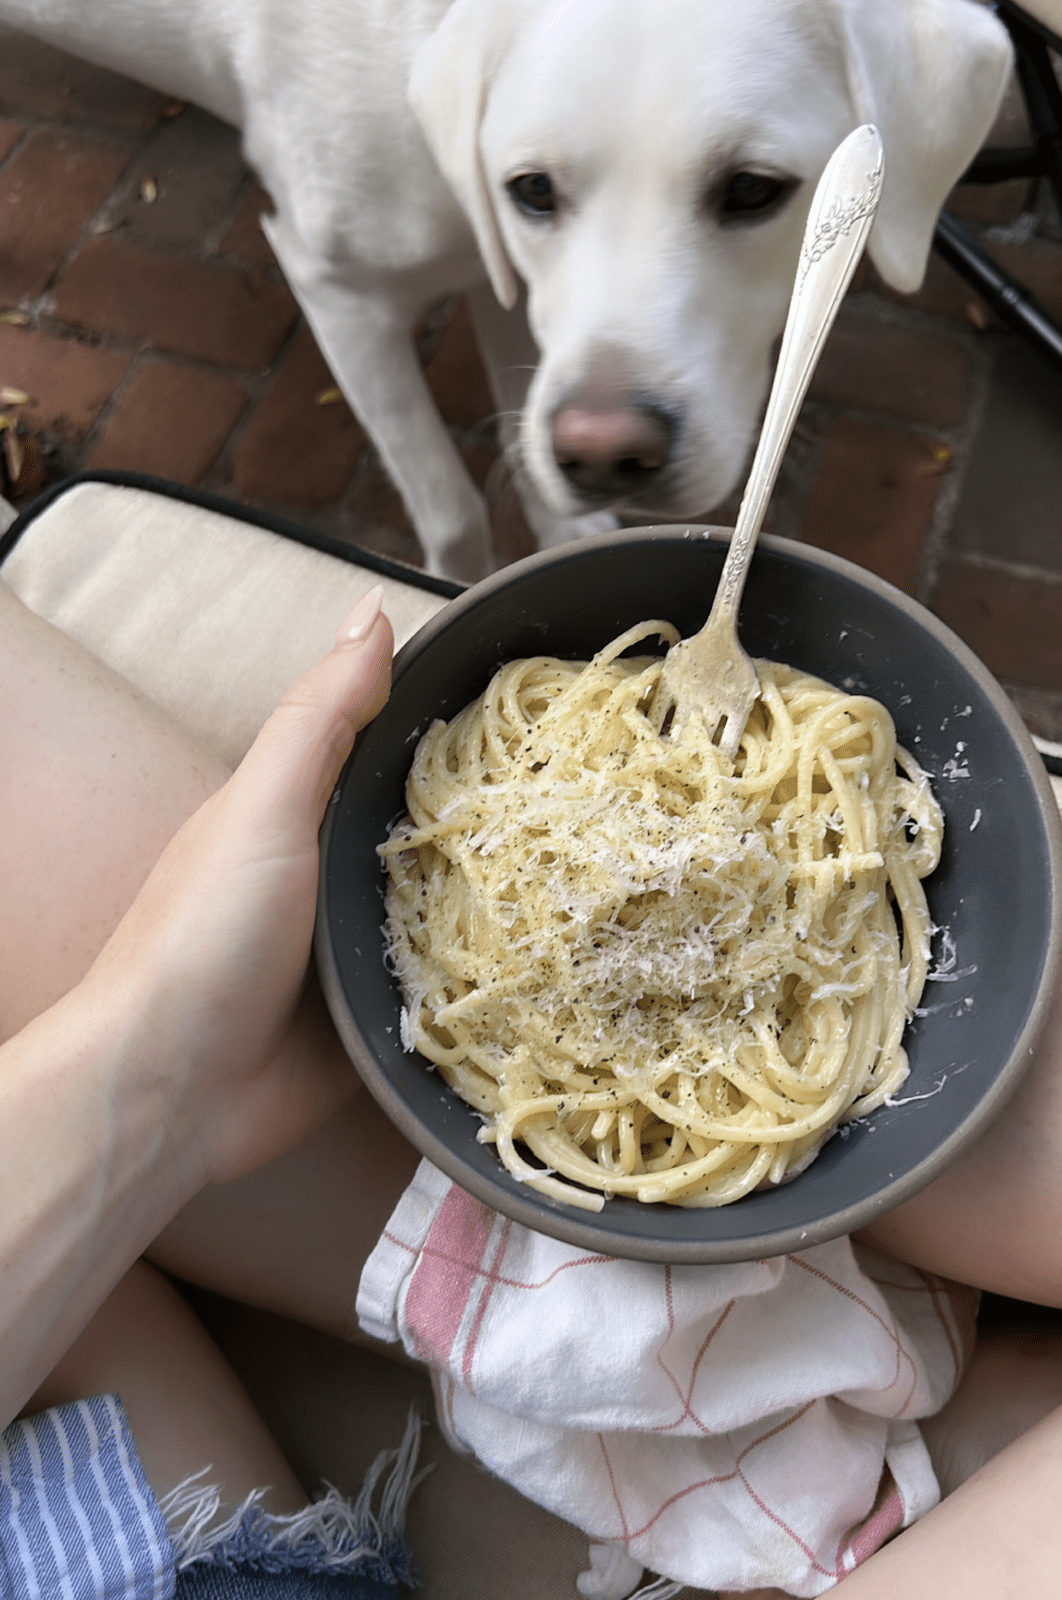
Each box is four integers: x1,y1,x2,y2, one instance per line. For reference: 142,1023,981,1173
652,123,884,755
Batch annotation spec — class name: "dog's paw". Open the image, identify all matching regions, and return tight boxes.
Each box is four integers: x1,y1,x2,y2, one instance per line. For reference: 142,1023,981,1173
528,505,620,552
569,508,621,540
421,506,495,585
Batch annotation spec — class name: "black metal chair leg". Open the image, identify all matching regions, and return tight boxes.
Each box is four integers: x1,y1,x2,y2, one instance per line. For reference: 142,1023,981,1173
1002,3,1062,218
933,212,1062,375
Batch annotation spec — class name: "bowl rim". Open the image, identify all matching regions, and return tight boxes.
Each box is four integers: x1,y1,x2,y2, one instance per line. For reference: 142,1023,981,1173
316,524,1062,1262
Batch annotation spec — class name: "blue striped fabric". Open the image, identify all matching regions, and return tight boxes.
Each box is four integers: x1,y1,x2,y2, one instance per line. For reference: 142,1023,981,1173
0,1394,175,1600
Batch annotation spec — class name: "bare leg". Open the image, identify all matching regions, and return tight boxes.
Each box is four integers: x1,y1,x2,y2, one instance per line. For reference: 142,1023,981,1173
856,974,1062,1304
0,579,416,1333
817,1399,1062,1598
920,1320,1062,1497
148,1092,419,1345
23,1260,307,1515
0,580,227,1041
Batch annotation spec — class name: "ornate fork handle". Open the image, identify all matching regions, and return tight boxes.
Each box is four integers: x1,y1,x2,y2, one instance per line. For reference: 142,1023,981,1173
710,126,885,629
802,168,885,270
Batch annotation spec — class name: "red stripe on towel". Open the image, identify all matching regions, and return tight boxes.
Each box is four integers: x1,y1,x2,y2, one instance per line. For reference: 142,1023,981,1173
404,1183,497,1367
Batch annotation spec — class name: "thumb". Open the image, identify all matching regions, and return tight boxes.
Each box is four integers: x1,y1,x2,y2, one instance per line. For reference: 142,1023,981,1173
229,585,394,835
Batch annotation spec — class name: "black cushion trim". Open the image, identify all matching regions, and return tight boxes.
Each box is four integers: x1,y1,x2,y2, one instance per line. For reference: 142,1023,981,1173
0,469,466,600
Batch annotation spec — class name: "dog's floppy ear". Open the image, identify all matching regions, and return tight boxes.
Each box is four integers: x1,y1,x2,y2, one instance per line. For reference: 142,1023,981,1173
838,0,1013,292
409,0,523,309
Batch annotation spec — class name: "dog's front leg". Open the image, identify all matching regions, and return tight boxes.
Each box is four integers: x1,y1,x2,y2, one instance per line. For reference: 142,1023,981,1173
468,283,618,553
265,238,493,583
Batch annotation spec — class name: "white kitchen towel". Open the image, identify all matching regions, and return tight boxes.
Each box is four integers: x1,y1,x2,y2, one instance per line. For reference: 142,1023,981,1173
358,1160,974,1596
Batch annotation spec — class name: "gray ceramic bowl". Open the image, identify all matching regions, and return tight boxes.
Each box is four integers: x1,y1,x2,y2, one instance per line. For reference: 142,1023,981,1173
316,526,1062,1262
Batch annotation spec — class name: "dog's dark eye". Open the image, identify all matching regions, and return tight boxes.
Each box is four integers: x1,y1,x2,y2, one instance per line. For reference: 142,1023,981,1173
717,171,793,220
507,172,556,217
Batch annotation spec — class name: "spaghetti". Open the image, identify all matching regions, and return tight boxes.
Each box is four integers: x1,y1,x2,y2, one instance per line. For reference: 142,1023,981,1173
380,621,943,1211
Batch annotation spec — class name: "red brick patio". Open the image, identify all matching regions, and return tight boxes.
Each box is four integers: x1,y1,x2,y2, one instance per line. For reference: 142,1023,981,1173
2,21,1062,737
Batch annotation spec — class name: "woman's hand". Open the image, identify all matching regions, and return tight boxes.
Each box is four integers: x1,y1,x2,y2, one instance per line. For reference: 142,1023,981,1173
83,585,393,1187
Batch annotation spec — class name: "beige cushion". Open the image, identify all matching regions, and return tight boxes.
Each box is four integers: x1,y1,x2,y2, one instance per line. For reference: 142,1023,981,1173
1,479,610,1600
1,482,449,769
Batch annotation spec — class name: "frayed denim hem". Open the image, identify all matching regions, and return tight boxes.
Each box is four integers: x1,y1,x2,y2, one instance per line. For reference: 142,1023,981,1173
173,1566,402,1598
162,1411,422,1594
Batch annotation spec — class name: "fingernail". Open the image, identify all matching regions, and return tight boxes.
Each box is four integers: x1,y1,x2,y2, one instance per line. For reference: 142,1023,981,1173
339,584,384,643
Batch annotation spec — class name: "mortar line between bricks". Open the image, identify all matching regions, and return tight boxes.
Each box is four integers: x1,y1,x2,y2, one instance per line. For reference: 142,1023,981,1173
89,136,177,255
335,441,387,522
0,110,138,154
910,343,997,608
96,117,260,267
200,165,263,261
19,311,289,389
0,129,145,322
0,122,139,269
73,348,153,463
0,121,31,180
15,140,138,315
850,290,994,354
0,90,155,132
1002,677,1062,706
87,126,291,276
5,318,269,485
333,441,427,558
200,311,309,493
814,408,960,444
1001,678,1062,740
75,343,264,481
948,548,1062,588
25,134,290,308
45,220,294,292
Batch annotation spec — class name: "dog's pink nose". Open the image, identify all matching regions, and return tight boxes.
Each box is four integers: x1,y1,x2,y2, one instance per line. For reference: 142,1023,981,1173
551,403,673,500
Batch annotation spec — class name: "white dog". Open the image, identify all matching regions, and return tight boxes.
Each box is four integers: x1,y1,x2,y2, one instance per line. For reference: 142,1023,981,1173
1,0,1011,579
